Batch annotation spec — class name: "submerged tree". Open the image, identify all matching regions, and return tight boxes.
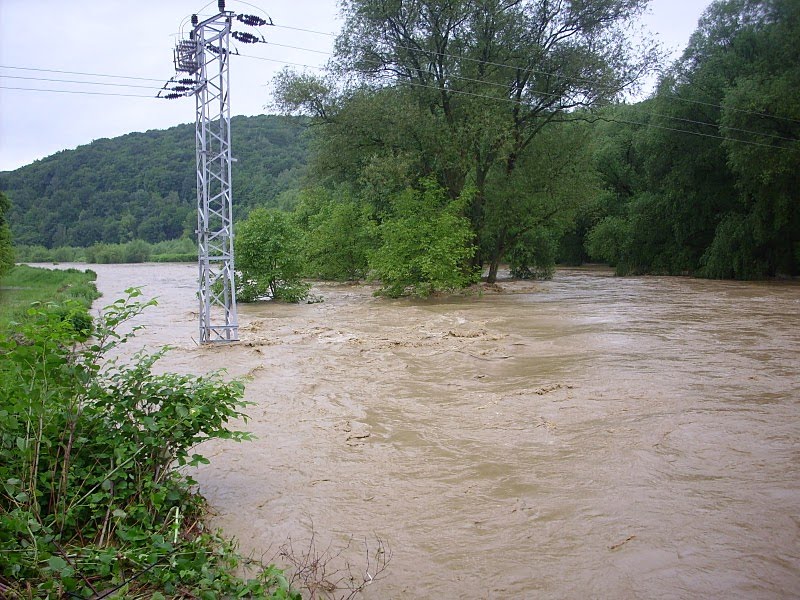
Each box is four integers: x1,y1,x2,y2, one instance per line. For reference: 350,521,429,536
235,208,310,302
275,0,659,282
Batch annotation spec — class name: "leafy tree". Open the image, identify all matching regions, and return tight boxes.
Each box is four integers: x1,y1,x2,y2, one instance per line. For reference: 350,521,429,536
586,0,799,278
0,191,14,275
0,289,298,598
234,208,310,302
369,179,478,297
294,187,377,281
275,0,658,281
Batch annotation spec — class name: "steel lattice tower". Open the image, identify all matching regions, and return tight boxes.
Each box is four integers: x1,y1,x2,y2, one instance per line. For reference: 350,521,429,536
163,2,270,342
175,5,238,343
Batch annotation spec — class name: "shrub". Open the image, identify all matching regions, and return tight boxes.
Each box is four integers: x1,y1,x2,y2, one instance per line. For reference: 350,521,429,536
0,290,297,598
369,180,478,297
508,228,558,280
235,208,310,302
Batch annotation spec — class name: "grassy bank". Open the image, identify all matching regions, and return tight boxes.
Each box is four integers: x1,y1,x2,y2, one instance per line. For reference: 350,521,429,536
0,264,100,330
0,266,298,599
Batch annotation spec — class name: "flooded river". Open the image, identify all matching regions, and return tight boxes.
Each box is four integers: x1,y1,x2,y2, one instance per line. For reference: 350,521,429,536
73,263,800,598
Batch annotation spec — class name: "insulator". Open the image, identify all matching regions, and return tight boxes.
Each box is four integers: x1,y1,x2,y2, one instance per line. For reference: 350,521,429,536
232,31,260,43
178,78,196,85
164,93,184,99
218,0,225,12
236,14,268,27
191,14,198,25
172,85,191,92
206,43,221,54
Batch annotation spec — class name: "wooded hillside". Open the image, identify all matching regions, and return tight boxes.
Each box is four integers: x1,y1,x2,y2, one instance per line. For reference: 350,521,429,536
0,115,308,248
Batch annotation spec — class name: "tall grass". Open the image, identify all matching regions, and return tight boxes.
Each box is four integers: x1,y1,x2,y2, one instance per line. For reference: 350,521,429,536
0,265,100,330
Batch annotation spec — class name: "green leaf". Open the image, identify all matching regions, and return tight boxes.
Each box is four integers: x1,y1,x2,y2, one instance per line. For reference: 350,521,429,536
46,555,68,571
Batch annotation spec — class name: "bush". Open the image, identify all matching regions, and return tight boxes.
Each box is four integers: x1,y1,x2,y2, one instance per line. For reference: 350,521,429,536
0,290,297,598
700,213,769,279
235,208,310,302
296,189,377,281
369,180,478,297
585,215,630,271
508,228,558,280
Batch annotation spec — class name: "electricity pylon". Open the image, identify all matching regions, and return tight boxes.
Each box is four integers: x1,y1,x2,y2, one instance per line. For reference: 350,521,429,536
162,1,270,343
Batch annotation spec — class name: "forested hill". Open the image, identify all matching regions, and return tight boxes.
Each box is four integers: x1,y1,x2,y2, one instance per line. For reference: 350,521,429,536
0,114,309,248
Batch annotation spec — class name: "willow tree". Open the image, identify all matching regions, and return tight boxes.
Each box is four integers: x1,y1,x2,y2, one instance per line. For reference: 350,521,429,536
275,0,658,281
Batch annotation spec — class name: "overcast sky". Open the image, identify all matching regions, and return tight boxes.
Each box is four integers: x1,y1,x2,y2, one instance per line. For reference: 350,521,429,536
0,0,713,172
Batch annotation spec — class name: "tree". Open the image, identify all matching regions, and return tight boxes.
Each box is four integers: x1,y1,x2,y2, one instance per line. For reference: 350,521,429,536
0,191,14,276
585,0,799,278
369,179,478,297
275,0,658,282
294,187,377,281
234,208,309,302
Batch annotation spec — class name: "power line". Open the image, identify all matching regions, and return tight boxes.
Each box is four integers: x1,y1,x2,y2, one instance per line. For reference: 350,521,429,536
0,74,161,91
0,64,164,82
585,115,794,151
1,40,795,149
270,23,628,92
241,50,796,149
658,93,800,125
2,54,793,149
0,85,155,98
268,22,800,127
647,111,797,144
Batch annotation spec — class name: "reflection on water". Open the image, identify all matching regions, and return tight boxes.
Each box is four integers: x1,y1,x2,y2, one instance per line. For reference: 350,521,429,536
62,263,800,598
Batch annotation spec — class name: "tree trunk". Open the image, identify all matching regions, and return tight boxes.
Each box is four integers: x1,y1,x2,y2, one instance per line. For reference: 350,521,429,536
487,258,500,283
486,227,506,283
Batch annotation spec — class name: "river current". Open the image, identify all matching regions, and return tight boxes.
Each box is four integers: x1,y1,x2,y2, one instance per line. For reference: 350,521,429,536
66,262,800,598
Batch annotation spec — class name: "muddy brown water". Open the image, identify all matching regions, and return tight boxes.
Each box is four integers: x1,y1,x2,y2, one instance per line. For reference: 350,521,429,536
53,263,800,597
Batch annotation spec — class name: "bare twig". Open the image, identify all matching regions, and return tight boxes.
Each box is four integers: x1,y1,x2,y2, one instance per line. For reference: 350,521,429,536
278,531,391,600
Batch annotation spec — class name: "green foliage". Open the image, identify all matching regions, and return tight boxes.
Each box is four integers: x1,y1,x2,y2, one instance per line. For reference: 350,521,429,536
699,213,769,279
235,208,310,302
369,180,478,297
0,191,14,276
0,288,296,598
294,187,377,281
0,265,100,330
479,122,603,279
508,228,558,280
275,0,657,280
0,115,309,248
585,0,800,279
585,215,631,271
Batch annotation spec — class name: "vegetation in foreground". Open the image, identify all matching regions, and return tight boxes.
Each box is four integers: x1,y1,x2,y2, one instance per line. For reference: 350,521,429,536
0,268,299,599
